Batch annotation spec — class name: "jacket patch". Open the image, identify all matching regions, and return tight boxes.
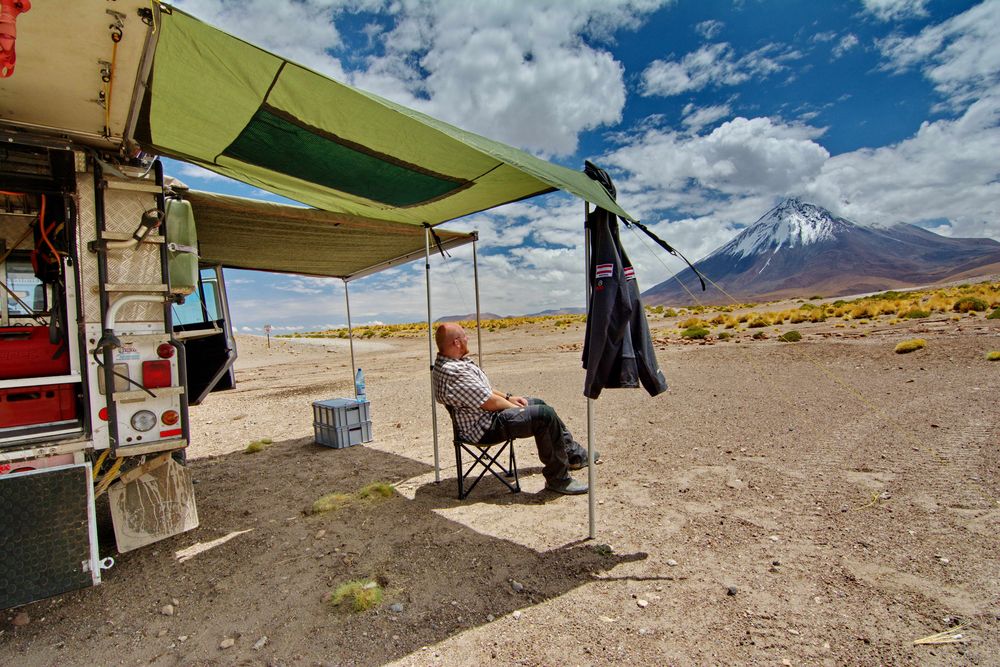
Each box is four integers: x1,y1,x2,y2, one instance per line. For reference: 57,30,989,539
595,263,613,278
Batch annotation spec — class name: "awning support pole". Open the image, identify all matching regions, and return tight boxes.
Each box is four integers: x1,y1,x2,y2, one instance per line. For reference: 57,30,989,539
472,234,483,367
584,202,596,539
344,279,357,398
425,225,441,482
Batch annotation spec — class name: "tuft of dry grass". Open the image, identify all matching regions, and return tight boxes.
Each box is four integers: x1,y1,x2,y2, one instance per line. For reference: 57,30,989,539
986,351,1000,361
895,339,926,354
312,492,353,514
358,482,395,500
329,579,383,612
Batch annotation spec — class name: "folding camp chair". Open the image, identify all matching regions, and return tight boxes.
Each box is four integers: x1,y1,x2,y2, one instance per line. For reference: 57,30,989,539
446,406,520,499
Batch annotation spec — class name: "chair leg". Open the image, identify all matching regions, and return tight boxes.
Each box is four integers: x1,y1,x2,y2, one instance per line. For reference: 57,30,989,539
455,443,466,500
456,441,520,498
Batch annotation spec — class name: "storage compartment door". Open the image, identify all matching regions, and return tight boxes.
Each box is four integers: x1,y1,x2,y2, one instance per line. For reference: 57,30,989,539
0,464,101,609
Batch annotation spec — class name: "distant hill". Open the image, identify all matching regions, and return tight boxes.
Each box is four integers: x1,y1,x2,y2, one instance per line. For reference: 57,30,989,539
642,198,1000,306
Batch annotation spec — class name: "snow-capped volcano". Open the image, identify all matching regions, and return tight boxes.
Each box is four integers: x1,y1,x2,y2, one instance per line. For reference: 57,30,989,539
712,198,852,261
642,198,1000,305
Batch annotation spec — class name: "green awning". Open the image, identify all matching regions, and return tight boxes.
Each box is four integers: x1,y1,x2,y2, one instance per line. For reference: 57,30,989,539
137,5,632,226
180,190,475,281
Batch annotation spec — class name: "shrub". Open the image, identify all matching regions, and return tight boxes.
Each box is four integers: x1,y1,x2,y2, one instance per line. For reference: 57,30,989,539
954,297,988,313
312,492,352,514
987,351,1000,361
358,482,394,500
664,308,677,317
904,309,930,319
778,330,802,342
747,318,767,328
681,326,710,340
717,331,733,340
894,339,926,354
679,317,705,328
752,331,768,340
330,580,383,612
987,307,1000,320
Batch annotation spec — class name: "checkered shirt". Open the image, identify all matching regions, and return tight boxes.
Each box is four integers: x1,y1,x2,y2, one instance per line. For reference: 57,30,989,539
433,354,494,442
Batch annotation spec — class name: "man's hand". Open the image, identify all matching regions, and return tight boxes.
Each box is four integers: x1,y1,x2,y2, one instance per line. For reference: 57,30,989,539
509,395,528,407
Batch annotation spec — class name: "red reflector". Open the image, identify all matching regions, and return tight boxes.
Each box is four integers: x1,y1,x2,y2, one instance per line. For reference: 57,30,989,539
161,410,179,426
142,360,171,389
159,428,182,438
157,343,175,359
98,407,109,421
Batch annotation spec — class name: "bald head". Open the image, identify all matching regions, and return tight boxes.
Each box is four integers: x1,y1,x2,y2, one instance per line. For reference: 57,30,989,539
435,322,468,358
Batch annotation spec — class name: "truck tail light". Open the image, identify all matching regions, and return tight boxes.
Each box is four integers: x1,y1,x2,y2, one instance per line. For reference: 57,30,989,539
142,360,171,388
98,407,108,421
161,410,179,426
157,343,175,359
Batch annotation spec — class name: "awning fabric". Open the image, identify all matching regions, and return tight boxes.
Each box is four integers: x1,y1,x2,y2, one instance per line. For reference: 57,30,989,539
137,5,633,226
181,190,474,281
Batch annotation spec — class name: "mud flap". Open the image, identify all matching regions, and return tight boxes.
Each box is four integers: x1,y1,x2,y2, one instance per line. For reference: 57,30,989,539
0,463,102,609
109,457,198,553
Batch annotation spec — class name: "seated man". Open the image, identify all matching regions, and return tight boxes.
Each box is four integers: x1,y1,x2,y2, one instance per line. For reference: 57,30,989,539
432,322,594,495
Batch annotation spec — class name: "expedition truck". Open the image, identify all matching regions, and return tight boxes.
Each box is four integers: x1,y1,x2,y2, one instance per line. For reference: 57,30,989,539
0,0,235,609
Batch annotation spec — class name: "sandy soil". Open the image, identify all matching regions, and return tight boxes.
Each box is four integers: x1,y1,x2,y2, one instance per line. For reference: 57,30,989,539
1,307,998,666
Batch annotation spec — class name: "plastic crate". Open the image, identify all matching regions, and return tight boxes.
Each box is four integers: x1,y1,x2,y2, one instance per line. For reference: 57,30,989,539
314,420,373,449
0,326,70,380
312,397,370,429
0,383,77,429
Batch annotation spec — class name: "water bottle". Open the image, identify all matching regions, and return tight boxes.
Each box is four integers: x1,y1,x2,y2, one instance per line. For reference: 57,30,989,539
354,368,366,402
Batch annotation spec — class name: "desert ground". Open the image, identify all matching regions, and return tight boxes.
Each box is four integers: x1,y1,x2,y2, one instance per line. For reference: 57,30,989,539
1,299,998,666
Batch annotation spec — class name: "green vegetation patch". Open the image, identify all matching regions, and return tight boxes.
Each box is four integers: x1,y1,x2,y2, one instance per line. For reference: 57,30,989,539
903,309,930,319
778,330,802,342
312,492,353,514
987,351,1000,361
358,482,394,500
987,307,1000,320
953,297,988,313
681,326,710,340
329,579,384,612
894,338,927,354
717,331,733,340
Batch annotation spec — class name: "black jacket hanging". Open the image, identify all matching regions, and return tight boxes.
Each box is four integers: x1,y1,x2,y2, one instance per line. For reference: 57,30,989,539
583,205,668,399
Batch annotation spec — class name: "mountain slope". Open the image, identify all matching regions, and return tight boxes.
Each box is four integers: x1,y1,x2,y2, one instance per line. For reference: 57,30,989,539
643,198,1000,305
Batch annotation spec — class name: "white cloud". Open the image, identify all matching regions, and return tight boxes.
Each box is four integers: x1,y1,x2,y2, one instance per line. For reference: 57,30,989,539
878,1,1000,109
347,0,668,157
603,116,829,200
832,33,859,59
806,94,1000,237
861,0,929,22
272,276,339,295
640,42,800,96
695,19,723,39
681,103,732,133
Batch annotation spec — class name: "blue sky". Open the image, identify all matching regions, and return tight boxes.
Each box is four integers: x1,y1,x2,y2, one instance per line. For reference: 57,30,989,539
168,0,1000,333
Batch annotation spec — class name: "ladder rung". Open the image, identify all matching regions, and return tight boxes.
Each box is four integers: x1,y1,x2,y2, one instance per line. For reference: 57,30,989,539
103,284,168,292
105,180,162,194
113,385,185,402
101,232,164,244
118,333,171,344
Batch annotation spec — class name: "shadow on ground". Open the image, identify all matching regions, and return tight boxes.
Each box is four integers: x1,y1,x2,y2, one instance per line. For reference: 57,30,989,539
1,437,646,666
